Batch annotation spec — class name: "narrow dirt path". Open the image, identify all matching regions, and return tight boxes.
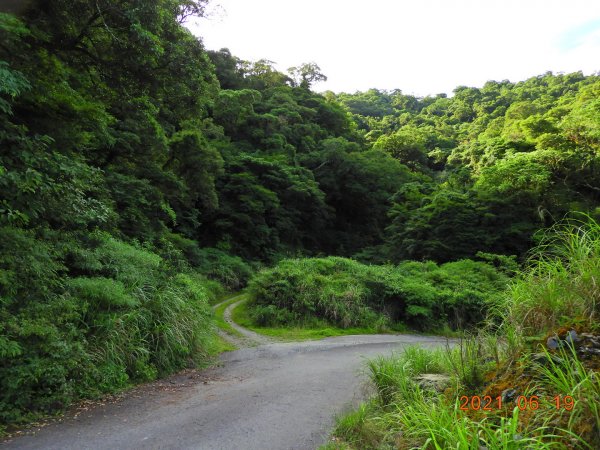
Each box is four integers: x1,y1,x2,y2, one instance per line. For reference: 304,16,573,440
212,294,252,349
212,293,272,348
4,298,453,450
222,297,273,346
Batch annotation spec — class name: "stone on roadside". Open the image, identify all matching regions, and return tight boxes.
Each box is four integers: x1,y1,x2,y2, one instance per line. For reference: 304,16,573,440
565,330,579,346
501,388,517,403
546,336,560,350
415,374,452,392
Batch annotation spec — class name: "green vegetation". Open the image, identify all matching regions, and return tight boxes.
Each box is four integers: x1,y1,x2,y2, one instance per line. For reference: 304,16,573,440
505,219,600,337
337,78,600,263
1,0,599,437
213,293,245,338
0,231,223,428
324,220,600,449
232,299,382,341
247,256,509,331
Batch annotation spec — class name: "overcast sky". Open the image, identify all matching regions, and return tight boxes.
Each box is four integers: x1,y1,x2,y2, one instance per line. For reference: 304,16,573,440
186,0,600,96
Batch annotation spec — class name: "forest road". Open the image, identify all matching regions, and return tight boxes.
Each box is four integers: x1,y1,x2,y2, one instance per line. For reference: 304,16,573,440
3,307,451,450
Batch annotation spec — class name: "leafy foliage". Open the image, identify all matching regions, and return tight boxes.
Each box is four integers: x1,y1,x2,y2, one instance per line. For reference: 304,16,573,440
0,231,219,425
325,219,600,450
1,0,599,433
248,257,507,330
337,73,600,262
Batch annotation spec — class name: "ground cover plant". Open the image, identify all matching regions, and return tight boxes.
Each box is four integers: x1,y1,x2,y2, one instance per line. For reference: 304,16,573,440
323,219,600,449
231,298,382,341
246,256,509,332
0,231,223,430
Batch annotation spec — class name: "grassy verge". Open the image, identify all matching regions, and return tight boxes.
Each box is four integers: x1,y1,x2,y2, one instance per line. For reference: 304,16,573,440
231,298,394,341
209,291,233,306
212,334,237,353
213,294,246,338
323,218,600,449
323,340,599,449
247,256,508,331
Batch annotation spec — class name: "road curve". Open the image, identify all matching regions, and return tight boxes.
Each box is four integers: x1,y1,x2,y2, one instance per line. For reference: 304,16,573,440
223,298,272,346
3,306,452,450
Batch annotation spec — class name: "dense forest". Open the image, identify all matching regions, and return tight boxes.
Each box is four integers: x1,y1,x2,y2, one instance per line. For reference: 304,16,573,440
1,0,599,434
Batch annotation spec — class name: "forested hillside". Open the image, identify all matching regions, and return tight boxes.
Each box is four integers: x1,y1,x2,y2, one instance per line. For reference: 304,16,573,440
1,0,599,431
336,76,600,262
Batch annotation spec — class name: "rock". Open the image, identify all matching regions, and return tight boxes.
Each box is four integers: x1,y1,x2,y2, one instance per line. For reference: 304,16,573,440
531,352,564,365
415,373,452,392
573,332,600,357
565,330,579,346
571,332,599,345
581,334,600,348
501,388,517,403
579,346,600,357
546,336,560,350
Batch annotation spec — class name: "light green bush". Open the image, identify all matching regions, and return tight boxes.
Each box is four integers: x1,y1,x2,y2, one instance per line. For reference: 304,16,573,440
248,256,508,330
165,234,253,290
0,231,219,427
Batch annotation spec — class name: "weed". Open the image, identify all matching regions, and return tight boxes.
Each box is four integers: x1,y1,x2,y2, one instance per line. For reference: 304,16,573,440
324,219,600,450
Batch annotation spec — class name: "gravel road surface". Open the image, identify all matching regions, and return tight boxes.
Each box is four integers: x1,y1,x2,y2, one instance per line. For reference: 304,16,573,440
3,301,451,450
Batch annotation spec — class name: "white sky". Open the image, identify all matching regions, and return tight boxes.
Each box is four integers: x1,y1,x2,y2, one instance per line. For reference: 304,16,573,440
186,0,600,96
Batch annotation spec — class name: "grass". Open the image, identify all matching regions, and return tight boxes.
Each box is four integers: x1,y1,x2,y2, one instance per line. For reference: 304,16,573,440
212,334,237,353
323,218,600,450
325,342,593,449
231,297,394,341
213,293,246,338
229,294,461,342
248,256,508,331
209,291,234,306
535,345,600,443
504,216,600,337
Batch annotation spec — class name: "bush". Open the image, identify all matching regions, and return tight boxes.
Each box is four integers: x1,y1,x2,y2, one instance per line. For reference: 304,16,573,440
0,228,90,423
247,256,508,330
505,217,600,335
67,277,137,308
165,234,253,290
249,257,383,328
0,231,219,428
194,248,254,291
327,220,600,450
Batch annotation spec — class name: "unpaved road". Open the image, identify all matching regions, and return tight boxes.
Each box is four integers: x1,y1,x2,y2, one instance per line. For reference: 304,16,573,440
219,296,273,347
3,300,451,450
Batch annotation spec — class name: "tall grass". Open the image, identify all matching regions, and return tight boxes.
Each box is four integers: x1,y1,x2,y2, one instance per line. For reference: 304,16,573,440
0,232,221,427
391,400,564,450
535,346,600,446
248,256,508,331
506,216,600,335
329,347,584,450
325,218,600,450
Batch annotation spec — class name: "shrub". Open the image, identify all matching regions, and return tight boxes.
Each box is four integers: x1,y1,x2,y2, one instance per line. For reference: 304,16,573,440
327,219,600,450
247,256,508,330
165,234,253,290
0,228,91,423
505,217,600,335
194,248,254,291
0,231,219,428
67,277,137,308
248,257,383,328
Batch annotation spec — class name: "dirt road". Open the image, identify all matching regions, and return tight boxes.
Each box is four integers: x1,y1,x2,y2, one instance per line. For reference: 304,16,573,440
3,300,451,450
